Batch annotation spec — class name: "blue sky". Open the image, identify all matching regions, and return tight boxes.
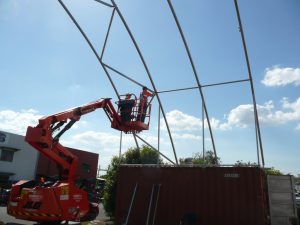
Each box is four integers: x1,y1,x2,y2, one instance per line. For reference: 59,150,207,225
1,0,299,175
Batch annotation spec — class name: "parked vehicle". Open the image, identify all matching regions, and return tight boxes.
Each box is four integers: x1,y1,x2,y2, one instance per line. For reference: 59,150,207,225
296,197,300,207
0,189,10,206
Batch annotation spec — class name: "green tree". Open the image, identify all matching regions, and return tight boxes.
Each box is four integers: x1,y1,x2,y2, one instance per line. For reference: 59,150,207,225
102,145,161,217
140,145,163,164
235,160,257,166
179,150,220,166
124,147,141,164
234,161,284,176
102,156,123,217
264,167,284,176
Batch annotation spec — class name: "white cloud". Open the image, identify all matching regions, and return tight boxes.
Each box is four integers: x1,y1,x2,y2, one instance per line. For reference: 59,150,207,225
61,131,165,169
0,109,43,135
0,109,89,134
172,133,201,141
62,131,132,152
220,97,300,129
160,97,300,133
222,101,273,129
162,110,202,131
61,131,132,169
161,110,226,132
260,98,300,125
62,131,163,153
72,120,88,129
207,118,221,130
262,66,300,87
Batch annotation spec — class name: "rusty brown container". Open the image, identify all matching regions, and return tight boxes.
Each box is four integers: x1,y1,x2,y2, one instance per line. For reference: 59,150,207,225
115,166,268,225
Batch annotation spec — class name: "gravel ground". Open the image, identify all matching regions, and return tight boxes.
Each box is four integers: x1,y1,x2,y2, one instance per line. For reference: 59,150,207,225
0,204,112,225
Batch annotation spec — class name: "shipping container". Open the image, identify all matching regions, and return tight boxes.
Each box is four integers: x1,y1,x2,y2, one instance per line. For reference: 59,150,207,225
115,166,268,225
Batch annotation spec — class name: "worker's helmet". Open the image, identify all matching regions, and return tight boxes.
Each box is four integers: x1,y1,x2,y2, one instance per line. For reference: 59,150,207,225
125,93,132,99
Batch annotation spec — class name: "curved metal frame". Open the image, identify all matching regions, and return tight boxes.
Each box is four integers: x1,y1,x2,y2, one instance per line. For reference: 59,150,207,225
233,0,264,166
58,0,265,167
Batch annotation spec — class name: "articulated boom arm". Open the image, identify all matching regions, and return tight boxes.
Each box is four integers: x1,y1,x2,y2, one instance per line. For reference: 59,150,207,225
7,93,153,222
25,96,151,184
25,98,119,184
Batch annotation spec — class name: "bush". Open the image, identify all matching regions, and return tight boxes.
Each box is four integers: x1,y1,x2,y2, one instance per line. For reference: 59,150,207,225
102,145,161,217
102,156,122,217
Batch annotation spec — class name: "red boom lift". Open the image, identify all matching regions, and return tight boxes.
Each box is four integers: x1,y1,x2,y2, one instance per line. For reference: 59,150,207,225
7,94,153,223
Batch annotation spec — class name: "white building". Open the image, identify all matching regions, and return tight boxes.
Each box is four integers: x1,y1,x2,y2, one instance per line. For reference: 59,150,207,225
0,130,99,188
0,130,39,185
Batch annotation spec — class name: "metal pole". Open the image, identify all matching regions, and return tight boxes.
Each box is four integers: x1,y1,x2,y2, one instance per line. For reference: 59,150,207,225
58,0,120,99
202,102,205,161
146,185,155,225
111,0,178,164
151,184,161,225
256,129,261,166
158,79,249,94
59,0,176,167
135,134,176,165
233,0,264,166
93,0,114,8
119,131,123,160
104,63,150,90
157,106,161,165
158,86,199,94
100,8,116,60
202,78,250,88
124,183,138,225
133,134,140,151
167,0,218,163
157,78,250,94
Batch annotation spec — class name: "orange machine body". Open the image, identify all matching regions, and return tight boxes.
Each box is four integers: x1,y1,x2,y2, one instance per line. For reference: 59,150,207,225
7,94,153,222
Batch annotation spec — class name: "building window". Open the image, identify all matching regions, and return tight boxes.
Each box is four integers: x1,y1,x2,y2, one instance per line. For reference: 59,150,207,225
82,163,91,174
0,175,9,183
0,149,15,162
0,132,7,143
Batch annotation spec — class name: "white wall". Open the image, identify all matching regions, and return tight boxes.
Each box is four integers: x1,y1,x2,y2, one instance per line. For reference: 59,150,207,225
0,130,39,181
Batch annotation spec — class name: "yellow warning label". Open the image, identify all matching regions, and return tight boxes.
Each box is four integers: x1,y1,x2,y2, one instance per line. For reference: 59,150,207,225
20,189,27,199
9,210,62,218
61,186,69,195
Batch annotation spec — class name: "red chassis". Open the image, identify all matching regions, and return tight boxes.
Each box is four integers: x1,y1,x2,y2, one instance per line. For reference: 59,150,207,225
7,96,152,222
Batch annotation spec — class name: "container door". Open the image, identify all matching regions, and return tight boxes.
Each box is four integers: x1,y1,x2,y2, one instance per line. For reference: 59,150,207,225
267,175,298,225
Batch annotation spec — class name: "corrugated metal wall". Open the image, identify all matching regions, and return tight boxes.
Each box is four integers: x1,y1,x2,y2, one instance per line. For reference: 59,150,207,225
267,175,298,225
115,166,268,225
